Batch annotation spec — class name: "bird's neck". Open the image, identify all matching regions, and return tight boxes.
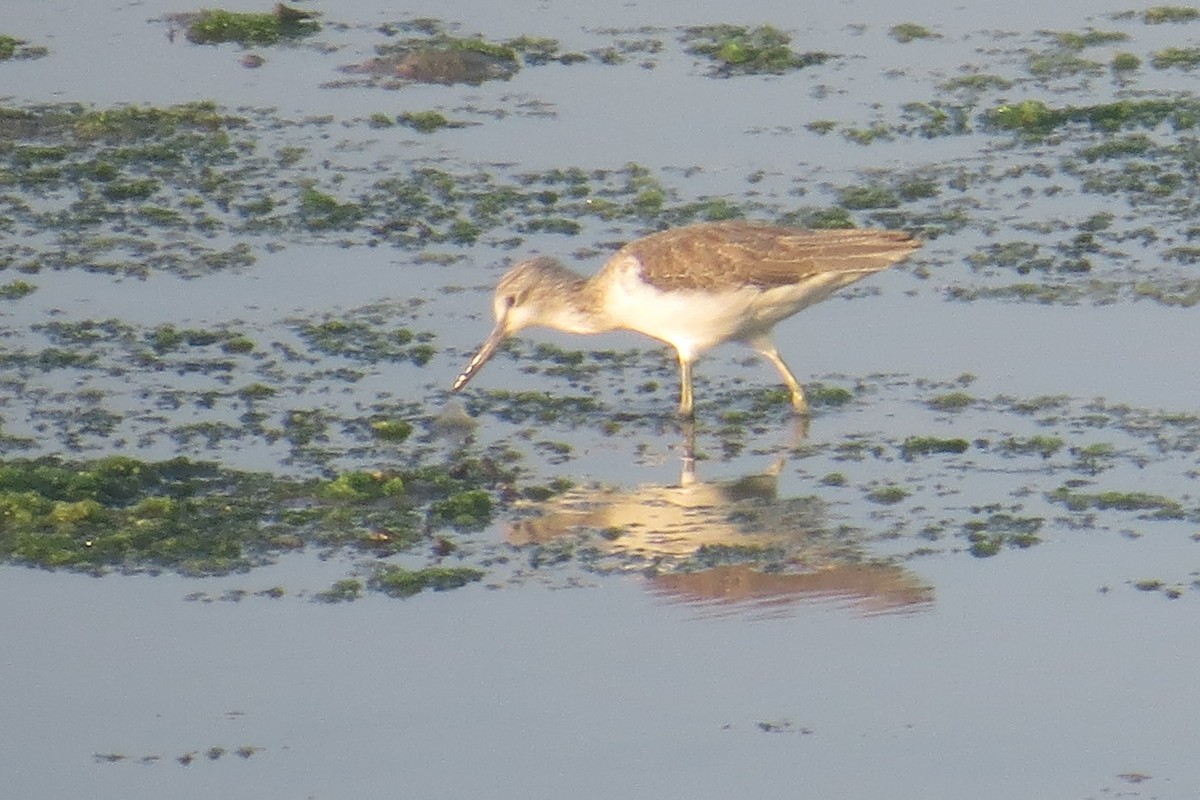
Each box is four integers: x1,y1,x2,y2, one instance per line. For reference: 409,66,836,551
535,266,616,335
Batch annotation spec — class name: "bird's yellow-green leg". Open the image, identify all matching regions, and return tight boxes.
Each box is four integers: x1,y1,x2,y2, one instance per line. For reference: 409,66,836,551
752,338,809,415
677,355,695,419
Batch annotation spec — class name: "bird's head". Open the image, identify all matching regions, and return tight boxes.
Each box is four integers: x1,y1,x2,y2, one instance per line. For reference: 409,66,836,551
452,258,567,392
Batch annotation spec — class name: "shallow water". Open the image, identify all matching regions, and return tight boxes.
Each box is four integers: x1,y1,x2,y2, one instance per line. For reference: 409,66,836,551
4,548,1197,799
2,0,1199,798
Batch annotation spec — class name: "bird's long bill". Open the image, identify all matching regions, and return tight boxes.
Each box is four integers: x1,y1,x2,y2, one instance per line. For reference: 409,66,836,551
452,322,508,391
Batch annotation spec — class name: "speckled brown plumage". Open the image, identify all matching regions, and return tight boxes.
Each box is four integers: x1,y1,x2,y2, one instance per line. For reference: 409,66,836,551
622,221,919,292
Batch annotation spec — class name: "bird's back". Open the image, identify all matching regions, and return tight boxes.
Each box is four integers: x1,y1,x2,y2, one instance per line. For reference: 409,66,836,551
607,220,920,293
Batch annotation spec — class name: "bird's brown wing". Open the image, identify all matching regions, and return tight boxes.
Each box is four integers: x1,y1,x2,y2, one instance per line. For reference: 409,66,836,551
623,221,921,292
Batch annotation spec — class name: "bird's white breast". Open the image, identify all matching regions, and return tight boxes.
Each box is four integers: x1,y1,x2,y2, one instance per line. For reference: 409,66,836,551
602,258,776,358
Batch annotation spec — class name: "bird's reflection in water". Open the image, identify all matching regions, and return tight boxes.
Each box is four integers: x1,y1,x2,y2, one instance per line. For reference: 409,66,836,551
644,564,932,619
507,421,933,618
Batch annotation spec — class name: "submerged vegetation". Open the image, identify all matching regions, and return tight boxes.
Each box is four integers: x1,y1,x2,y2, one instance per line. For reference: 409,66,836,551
0,34,48,61
181,6,320,46
338,21,583,86
981,97,1200,137
889,23,941,43
397,110,468,133
963,514,1043,558
368,563,484,597
1046,29,1129,49
680,24,831,75
1137,5,1200,24
0,451,505,582
1150,46,1200,69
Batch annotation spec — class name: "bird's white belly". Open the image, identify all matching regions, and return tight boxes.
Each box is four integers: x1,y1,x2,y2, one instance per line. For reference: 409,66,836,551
606,278,772,357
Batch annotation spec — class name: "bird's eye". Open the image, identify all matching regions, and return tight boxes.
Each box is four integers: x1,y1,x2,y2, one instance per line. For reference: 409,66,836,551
503,294,518,308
